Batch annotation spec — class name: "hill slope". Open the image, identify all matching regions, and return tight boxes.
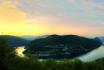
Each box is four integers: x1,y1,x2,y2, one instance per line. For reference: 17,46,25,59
25,35,102,59
0,35,29,48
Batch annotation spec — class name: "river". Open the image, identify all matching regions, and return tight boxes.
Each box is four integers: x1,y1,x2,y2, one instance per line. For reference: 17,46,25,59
15,45,104,62
78,46,104,62
15,46,26,57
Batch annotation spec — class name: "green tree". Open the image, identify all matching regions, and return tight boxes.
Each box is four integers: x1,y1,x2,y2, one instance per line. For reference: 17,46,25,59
0,37,15,70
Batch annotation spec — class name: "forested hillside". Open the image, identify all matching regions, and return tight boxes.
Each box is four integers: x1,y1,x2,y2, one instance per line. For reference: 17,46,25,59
0,36,104,70
26,35,102,59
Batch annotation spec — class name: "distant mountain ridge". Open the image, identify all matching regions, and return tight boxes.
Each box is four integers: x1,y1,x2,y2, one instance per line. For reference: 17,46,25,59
21,36,47,41
21,36,38,41
0,35,29,48
0,35,46,48
95,37,104,43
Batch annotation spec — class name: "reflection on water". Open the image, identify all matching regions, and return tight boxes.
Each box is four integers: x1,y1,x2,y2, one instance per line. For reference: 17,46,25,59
15,46,26,57
78,46,104,62
15,46,104,62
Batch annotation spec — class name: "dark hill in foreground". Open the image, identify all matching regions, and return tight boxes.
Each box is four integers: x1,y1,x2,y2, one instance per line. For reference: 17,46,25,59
25,34,102,59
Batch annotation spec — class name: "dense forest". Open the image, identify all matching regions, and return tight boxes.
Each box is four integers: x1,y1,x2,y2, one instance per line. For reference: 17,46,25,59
26,35,102,59
0,37,104,70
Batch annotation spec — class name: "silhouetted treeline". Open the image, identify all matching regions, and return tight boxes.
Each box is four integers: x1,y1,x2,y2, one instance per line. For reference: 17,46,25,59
0,37,104,70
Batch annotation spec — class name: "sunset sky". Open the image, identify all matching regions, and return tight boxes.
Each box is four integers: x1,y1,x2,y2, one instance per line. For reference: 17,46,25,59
0,0,104,36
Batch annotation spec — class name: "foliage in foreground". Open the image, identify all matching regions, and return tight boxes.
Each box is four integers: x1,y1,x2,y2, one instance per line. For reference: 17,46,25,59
0,38,104,70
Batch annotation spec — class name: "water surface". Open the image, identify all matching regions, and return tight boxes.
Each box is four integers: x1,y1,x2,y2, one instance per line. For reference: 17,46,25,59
15,45,104,62
79,46,104,62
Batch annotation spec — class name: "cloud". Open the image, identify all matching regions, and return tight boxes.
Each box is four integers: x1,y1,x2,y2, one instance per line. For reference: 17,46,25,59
66,0,76,4
0,1,27,24
0,0,103,36
81,0,104,9
66,0,104,9
0,1,30,36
